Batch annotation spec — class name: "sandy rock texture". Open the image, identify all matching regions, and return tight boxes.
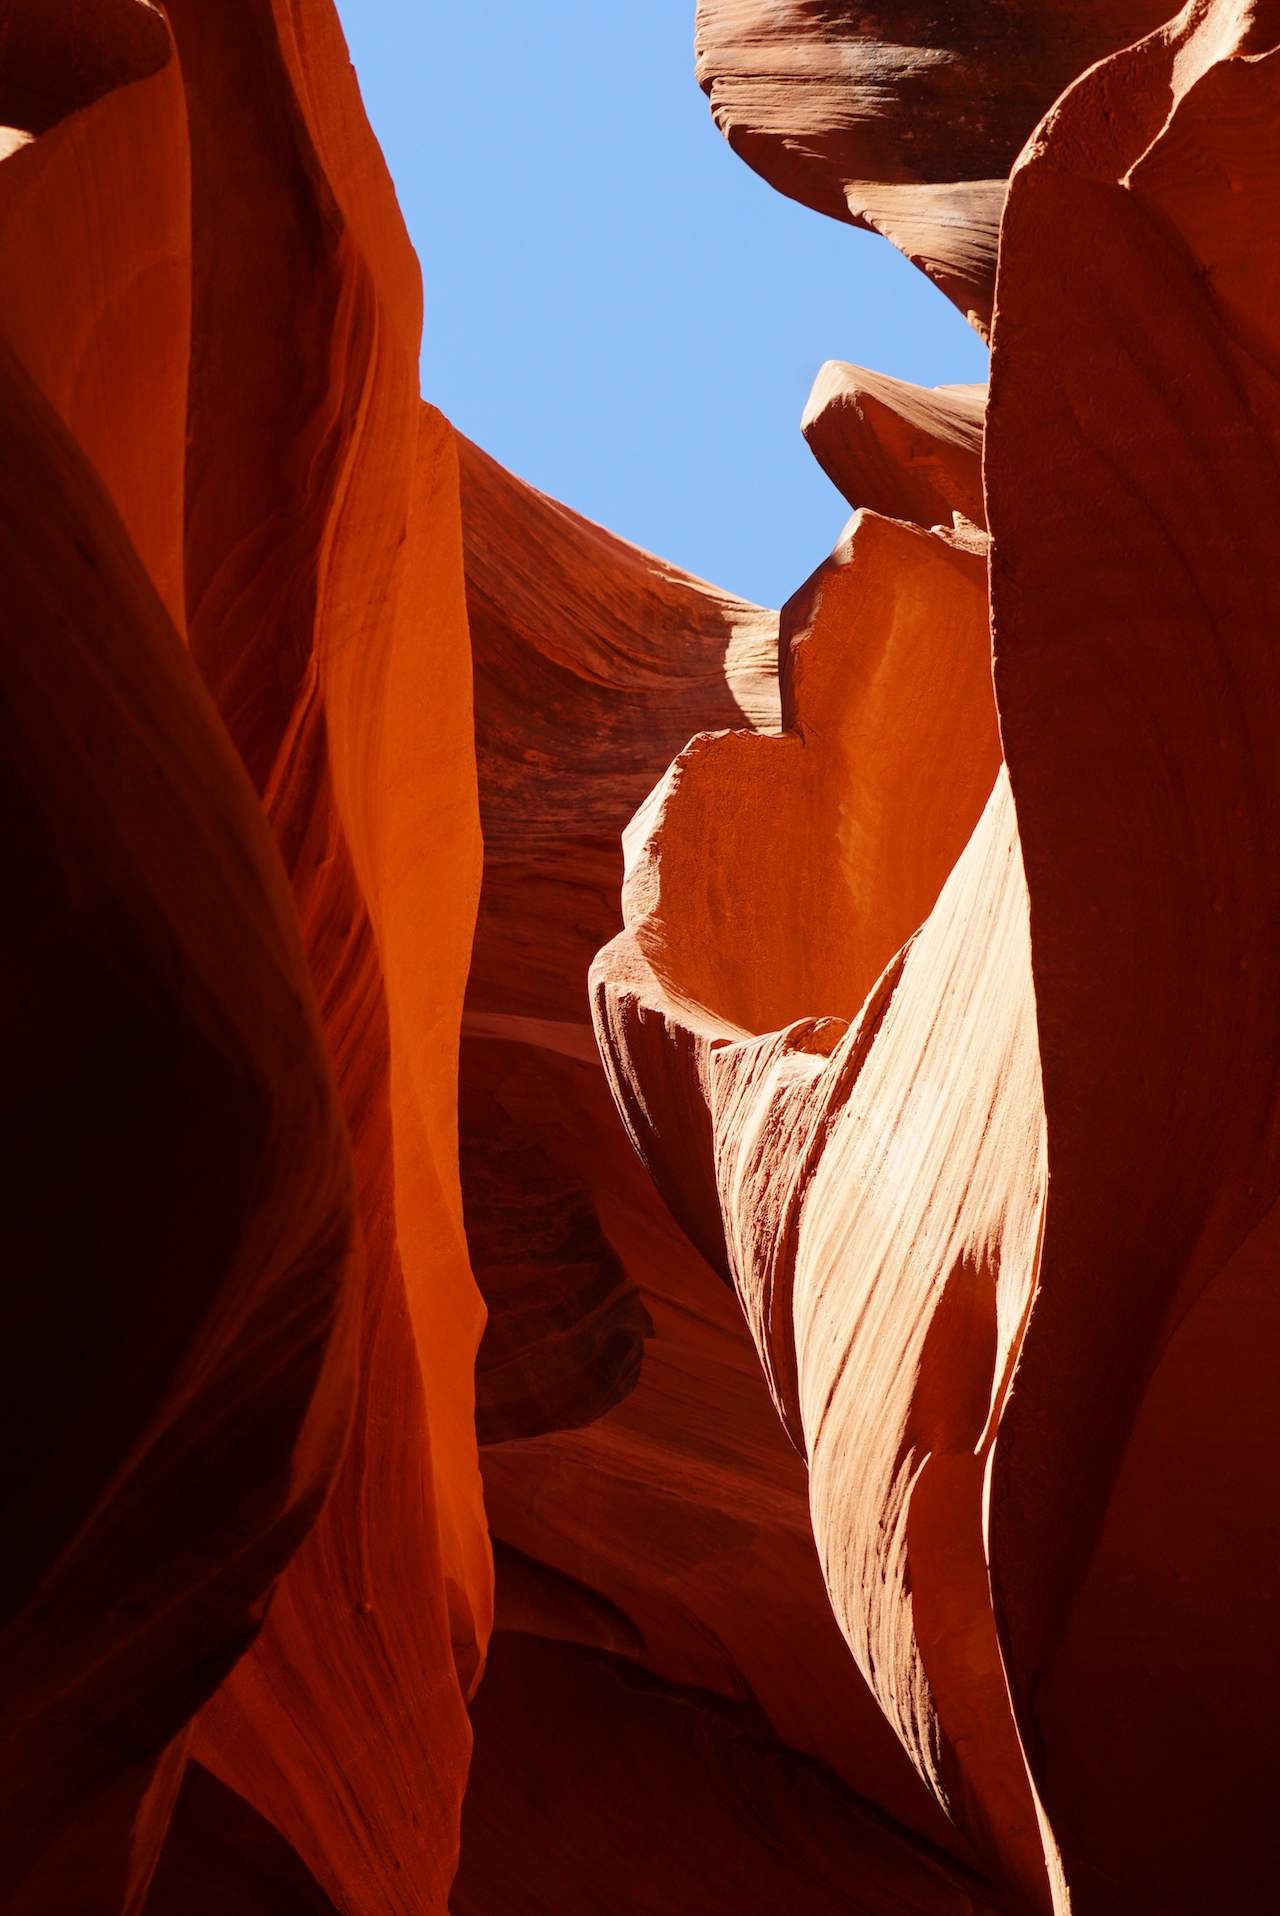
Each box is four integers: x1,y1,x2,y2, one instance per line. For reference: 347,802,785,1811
595,3,1280,1912
1,1,1277,1913
802,363,985,529
694,0,1175,331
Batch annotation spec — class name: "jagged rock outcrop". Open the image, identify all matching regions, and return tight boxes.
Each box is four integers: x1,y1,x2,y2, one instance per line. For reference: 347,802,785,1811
594,3,1280,1913
0,336,356,1916
694,0,1175,331
591,513,1046,1907
802,363,985,529
453,450,999,1904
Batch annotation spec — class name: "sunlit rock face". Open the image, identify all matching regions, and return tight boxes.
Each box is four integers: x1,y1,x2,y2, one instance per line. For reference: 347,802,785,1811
694,0,1175,333
802,362,986,529
1,2,1278,1914
452,449,1003,1913
596,4,1280,1913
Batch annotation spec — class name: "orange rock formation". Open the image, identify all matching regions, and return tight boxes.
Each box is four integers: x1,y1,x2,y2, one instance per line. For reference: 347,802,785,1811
693,0,1176,332
0,6,485,1913
2,2,1277,1914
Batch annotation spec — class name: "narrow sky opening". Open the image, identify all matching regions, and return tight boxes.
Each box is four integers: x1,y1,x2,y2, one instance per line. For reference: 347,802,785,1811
337,0,989,607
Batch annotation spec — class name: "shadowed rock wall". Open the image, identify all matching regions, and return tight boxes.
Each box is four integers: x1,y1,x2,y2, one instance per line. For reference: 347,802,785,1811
1,3,1277,1913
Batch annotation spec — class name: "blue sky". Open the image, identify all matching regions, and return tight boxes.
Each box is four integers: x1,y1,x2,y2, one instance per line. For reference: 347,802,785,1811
336,0,989,608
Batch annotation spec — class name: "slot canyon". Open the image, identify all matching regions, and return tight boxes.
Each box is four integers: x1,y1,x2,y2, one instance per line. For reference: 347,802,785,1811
1,3,1278,1912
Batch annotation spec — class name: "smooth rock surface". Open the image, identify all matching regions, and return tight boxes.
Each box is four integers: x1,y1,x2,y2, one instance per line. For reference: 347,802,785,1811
2,2,1278,1912
802,363,985,529
168,9,490,1908
594,5,1280,1913
0,335,356,1916
694,0,1175,329
987,3,1280,1907
456,449,978,1887
0,7,488,1913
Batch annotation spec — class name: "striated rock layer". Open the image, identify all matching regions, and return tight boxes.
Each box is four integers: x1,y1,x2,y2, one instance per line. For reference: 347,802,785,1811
0,4,487,1913
802,363,985,530
1,1,1278,1913
591,513,1046,1908
594,2,1280,1912
694,0,1175,331
452,452,1013,1911
170,10,489,1906
985,5,1280,1907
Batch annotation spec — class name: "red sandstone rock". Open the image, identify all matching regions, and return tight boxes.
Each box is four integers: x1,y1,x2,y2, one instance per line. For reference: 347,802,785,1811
0,6,188,626
802,363,985,529
3,1,1280,1912
145,1765,339,1916
454,447,983,1890
189,398,485,1916
0,338,356,1915
593,5,1280,1914
455,1634,1002,1916
590,512,1046,1907
457,433,776,1432
164,8,489,1909
0,5,487,1912
986,4,1280,1908
694,0,1174,331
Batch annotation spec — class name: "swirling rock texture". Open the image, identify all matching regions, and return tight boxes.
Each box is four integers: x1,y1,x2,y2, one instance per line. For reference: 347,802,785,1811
2,2,1278,1915
694,0,1176,333
0,3,485,1914
597,3,1280,1914
801,362,985,529
451,448,1002,1911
